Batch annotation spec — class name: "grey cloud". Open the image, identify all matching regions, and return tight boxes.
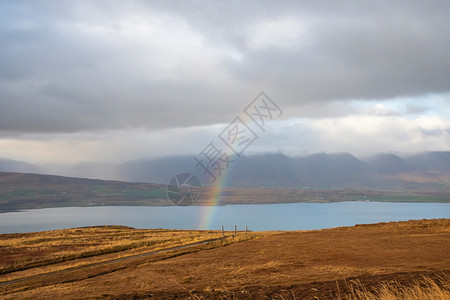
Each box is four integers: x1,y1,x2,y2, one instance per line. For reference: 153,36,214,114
404,104,433,116
223,8,449,105
419,128,450,137
0,0,449,134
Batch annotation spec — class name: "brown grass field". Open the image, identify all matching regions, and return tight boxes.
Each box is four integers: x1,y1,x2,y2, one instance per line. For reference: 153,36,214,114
0,219,449,299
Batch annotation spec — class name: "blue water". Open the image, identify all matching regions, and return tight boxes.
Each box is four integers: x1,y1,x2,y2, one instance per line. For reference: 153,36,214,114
0,202,449,233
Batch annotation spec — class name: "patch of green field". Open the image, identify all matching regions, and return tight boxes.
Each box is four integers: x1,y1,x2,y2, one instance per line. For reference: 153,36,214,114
370,195,450,203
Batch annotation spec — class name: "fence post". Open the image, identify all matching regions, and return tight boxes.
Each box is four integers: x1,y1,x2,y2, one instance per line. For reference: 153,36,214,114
234,225,237,238
222,225,224,237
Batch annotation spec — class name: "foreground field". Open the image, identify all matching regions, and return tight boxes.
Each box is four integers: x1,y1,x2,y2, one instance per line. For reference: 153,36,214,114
0,219,449,299
0,226,237,275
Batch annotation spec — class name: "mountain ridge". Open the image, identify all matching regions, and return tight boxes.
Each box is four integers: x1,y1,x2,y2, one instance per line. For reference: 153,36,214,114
1,151,450,190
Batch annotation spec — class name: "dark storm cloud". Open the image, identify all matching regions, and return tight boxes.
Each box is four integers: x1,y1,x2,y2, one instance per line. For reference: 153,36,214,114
150,1,450,97
0,0,449,134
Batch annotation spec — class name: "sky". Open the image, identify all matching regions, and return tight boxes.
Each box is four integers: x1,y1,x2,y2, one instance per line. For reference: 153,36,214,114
0,0,449,165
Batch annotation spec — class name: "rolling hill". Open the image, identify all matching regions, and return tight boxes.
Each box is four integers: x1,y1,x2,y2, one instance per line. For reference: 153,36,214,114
0,172,168,212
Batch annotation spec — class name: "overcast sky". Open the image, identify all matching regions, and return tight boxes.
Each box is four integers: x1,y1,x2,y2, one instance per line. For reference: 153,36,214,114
0,0,449,164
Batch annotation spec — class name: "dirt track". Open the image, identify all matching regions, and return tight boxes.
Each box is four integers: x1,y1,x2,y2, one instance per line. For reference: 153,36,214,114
0,237,225,288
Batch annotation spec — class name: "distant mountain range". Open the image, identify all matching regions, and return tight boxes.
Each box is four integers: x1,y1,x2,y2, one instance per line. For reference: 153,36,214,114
1,151,450,211
0,159,44,174
1,151,450,190
112,151,450,190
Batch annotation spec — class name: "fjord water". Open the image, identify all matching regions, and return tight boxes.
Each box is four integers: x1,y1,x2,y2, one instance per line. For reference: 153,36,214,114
0,202,449,233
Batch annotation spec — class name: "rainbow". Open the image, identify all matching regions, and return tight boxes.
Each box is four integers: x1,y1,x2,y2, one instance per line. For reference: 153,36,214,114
198,149,235,230
197,106,265,229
